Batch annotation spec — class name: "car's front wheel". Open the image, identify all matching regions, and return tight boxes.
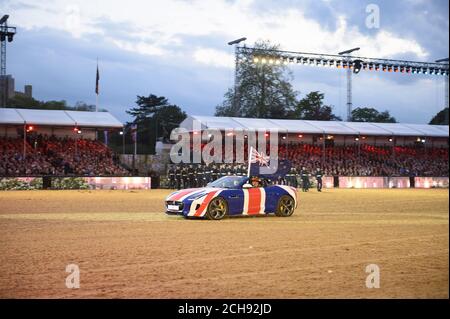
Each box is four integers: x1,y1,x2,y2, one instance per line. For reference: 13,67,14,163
205,197,228,220
275,195,295,217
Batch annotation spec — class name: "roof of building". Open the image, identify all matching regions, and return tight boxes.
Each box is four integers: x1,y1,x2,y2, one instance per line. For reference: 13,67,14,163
0,108,123,128
179,115,449,137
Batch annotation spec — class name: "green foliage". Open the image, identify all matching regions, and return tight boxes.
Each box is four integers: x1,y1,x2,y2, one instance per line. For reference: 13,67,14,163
0,178,36,190
351,107,397,123
51,177,89,190
215,40,342,121
292,91,341,121
125,94,187,154
6,96,106,112
215,40,298,119
0,178,89,190
429,107,449,125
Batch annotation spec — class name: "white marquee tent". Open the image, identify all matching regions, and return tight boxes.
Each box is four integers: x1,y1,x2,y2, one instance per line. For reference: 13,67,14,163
0,108,123,128
180,115,449,138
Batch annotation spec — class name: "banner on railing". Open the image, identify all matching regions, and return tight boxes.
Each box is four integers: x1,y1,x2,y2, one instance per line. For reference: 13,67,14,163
337,177,412,189
414,177,449,189
85,177,151,190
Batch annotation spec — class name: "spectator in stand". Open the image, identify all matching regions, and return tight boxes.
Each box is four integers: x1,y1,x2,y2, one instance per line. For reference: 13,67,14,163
0,135,130,177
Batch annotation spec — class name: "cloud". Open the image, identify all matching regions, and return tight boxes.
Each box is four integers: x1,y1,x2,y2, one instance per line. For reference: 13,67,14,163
2,0,448,124
4,0,431,61
193,48,234,68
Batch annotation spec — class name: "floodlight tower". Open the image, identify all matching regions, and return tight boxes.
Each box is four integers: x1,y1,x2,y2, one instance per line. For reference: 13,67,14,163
228,37,247,114
435,58,449,122
338,47,360,121
0,15,17,107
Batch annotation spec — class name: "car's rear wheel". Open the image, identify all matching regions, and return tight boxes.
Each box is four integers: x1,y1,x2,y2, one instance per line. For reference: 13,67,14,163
205,197,228,220
275,195,295,217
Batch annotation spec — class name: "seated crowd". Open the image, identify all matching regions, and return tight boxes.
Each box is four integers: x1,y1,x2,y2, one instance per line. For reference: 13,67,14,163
188,142,448,177
279,143,448,177
0,134,130,176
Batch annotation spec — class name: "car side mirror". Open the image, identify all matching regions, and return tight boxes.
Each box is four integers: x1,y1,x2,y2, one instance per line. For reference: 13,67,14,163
242,183,253,189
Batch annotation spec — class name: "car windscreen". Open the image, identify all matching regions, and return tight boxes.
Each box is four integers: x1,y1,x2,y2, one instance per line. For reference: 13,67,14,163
208,176,247,189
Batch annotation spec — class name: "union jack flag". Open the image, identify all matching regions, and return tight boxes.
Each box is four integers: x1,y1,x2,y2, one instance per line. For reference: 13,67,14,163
250,147,270,167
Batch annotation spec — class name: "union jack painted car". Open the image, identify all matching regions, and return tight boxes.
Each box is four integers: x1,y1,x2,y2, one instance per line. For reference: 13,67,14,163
165,176,298,220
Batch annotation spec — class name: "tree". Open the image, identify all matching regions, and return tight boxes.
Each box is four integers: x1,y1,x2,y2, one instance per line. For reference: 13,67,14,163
351,107,396,123
6,96,106,111
126,94,187,154
73,101,97,112
429,107,449,125
291,91,341,121
215,40,298,119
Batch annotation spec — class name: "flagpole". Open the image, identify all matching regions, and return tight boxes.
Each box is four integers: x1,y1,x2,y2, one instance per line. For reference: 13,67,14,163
96,57,99,112
247,146,252,177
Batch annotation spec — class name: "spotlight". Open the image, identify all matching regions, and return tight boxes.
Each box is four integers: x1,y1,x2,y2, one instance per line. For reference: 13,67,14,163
26,125,34,132
119,131,124,135
253,57,259,63
261,57,267,64
298,134,303,138
352,59,363,74
389,138,393,142
354,137,359,141
0,15,9,24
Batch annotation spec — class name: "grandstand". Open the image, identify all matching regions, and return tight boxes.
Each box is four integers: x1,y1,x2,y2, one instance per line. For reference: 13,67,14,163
0,108,129,176
172,116,449,186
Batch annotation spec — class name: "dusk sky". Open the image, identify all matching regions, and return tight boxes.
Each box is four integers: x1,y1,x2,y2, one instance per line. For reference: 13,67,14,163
2,0,449,124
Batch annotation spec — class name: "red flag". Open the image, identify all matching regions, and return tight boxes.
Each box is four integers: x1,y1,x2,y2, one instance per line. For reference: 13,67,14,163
95,63,99,95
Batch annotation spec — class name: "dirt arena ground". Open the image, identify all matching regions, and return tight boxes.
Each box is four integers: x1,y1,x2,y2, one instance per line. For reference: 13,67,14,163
0,188,448,299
